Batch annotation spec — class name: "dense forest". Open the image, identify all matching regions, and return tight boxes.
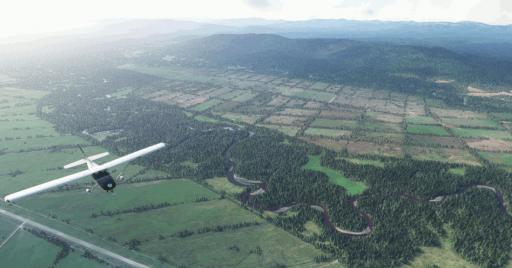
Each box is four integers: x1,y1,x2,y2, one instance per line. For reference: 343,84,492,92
162,34,512,97
39,85,512,267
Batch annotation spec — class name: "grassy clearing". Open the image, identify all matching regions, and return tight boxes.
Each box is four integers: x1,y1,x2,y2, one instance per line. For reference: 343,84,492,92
449,167,465,176
304,128,351,138
406,124,450,136
206,177,245,195
291,90,335,102
361,121,402,133
303,221,322,236
304,154,366,195
404,239,477,268
0,87,330,267
310,118,358,129
491,112,512,121
191,99,223,112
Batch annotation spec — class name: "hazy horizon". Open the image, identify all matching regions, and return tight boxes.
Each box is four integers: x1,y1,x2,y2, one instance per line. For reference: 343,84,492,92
1,0,511,39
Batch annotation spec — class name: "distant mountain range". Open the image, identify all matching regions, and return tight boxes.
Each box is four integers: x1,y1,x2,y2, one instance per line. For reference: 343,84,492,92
165,33,512,97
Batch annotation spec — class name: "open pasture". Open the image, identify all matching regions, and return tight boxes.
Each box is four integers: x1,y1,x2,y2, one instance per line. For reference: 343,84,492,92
304,154,366,195
406,124,450,136
304,128,351,138
406,135,462,148
405,115,439,125
19,179,325,268
440,117,501,129
264,115,308,126
310,118,359,130
406,146,480,165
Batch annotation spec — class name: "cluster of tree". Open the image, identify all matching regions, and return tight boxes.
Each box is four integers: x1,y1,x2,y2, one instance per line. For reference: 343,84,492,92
26,228,72,267
171,221,261,238
91,202,175,218
38,74,512,267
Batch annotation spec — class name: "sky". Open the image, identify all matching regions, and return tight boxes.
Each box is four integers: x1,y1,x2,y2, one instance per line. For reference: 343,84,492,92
0,0,510,38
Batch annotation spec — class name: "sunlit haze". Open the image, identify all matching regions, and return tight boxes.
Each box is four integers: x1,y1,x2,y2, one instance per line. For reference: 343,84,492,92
1,0,511,38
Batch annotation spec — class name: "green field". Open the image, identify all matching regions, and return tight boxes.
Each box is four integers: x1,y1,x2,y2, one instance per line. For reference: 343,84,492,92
361,121,402,133
0,228,108,268
441,117,501,129
451,128,512,140
0,87,331,268
304,154,366,195
479,151,512,167
206,177,245,195
448,167,466,176
18,180,325,267
404,240,478,268
304,128,351,138
406,124,450,136
405,115,439,125
310,118,358,129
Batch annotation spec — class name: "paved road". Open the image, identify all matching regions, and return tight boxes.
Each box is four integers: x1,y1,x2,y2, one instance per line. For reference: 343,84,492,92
0,208,149,268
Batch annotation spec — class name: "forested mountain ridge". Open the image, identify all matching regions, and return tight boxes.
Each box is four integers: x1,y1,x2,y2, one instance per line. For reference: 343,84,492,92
167,34,512,94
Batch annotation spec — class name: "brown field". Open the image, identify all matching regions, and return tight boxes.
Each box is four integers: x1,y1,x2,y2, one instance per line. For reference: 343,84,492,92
210,101,241,112
264,115,308,126
407,135,462,148
278,108,318,117
267,95,290,107
285,99,306,108
431,108,487,119
366,112,404,123
407,147,480,165
319,110,361,120
466,139,512,152
354,131,404,144
299,137,349,151
304,101,323,109
346,141,403,157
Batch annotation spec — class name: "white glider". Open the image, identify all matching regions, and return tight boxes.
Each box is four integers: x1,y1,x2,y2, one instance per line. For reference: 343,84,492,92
3,143,166,202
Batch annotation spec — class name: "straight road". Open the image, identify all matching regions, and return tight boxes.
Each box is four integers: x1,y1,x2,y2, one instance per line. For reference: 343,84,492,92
0,208,149,268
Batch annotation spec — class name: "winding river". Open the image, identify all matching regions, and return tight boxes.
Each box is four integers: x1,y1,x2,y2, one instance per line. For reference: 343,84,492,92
223,132,508,236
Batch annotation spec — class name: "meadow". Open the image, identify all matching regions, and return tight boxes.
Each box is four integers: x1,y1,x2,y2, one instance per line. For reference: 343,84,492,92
0,87,333,267
304,154,366,195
